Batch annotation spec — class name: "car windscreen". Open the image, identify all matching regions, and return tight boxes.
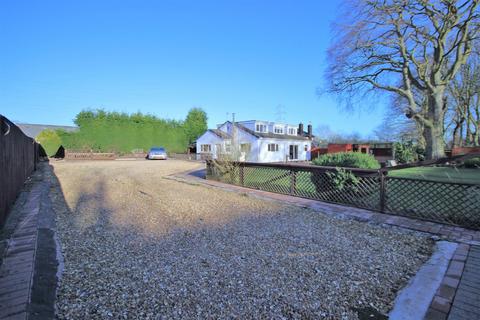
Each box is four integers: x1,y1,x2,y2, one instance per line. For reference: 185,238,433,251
150,148,165,152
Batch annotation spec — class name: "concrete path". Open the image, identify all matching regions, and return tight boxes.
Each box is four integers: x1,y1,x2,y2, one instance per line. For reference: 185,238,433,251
389,241,458,320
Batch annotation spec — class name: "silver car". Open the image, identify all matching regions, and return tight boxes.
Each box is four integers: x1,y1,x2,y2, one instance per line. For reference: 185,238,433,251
147,147,167,160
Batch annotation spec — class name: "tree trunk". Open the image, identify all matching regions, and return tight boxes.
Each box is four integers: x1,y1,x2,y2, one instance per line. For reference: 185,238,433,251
452,121,462,148
414,120,426,150
474,120,480,146
466,107,473,146
423,90,446,159
423,124,445,159
473,106,480,147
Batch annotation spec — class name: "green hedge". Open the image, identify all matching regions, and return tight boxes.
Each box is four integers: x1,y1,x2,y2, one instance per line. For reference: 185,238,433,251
37,109,207,155
312,152,380,169
57,120,188,154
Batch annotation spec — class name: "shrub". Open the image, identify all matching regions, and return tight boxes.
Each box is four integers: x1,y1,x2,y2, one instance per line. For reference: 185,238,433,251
312,152,380,169
394,141,425,163
35,129,62,156
326,167,359,191
464,157,480,168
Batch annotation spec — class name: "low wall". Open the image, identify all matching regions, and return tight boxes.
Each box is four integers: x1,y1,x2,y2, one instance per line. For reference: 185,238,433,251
452,146,480,156
64,150,116,160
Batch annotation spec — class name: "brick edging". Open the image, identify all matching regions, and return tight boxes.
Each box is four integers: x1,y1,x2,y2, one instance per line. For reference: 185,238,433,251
424,244,470,320
0,163,59,320
168,169,480,246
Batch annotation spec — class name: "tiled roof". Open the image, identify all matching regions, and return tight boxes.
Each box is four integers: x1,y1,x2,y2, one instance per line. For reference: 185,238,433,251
15,123,78,138
209,121,313,141
232,122,313,141
208,129,231,139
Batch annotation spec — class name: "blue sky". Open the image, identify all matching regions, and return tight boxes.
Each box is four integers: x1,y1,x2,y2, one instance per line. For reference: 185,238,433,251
0,0,386,136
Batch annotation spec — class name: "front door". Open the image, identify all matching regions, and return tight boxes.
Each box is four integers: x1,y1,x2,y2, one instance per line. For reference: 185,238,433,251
289,145,298,160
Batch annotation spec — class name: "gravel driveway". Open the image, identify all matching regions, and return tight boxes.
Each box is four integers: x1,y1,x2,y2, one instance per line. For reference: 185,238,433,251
49,160,433,319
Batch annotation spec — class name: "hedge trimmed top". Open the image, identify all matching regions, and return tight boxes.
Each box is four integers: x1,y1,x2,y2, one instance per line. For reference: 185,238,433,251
36,108,207,156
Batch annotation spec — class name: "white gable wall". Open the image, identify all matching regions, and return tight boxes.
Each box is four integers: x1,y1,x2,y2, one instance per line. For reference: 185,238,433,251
234,128,259,162
196,131,224,157
217,122,231,134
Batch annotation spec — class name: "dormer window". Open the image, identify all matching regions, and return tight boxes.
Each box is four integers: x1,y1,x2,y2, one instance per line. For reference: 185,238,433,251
274,126,284,134
288,128,297,135
256,124,267,133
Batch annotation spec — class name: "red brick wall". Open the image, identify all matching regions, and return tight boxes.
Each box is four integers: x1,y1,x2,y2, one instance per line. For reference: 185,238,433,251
327,144,352,153
452,146,480,156
311,147,328,160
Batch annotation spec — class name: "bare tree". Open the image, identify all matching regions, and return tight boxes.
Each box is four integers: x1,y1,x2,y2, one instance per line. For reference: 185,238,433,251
376,87,428,145
447,50,480,146
327,0,479,159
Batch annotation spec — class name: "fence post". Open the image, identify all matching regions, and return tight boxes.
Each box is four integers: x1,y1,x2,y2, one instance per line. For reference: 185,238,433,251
239,164,244,186
205,161,210,178
379,170,386,212
34,143,37,171
290,169,297,195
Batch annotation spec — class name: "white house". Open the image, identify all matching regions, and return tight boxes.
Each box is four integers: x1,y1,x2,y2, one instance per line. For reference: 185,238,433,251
196,120,314,163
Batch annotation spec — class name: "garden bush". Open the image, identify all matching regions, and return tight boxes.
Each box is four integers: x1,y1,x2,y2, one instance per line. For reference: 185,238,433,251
35,129,62,156
312,152,380,169
393,141,425,163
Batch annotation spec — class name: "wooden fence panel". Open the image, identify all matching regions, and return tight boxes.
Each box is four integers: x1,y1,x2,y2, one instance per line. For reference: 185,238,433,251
0,115,40,226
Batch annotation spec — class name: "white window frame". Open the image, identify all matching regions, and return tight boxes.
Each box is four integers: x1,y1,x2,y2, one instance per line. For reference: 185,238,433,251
274,126,284,134
225,141,231,153
200,144,211,152
267,143,279,152
256,123,267,133
240,143,251,153
289,144,299,160
288,127,297,135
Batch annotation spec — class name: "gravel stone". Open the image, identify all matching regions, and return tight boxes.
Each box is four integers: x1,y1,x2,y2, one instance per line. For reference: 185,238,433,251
48,160,433,319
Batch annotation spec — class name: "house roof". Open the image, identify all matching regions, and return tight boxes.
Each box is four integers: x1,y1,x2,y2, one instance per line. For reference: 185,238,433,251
208,129,231,139
228,121,313,141
15,123,78,139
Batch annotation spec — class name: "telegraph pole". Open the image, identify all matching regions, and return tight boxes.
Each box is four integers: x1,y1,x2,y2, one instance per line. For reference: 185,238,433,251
275,104,286,122
232,113,236,160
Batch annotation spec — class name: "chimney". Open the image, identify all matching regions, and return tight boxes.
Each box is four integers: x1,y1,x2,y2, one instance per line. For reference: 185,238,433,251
298,123,304,136
307,124,312,138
